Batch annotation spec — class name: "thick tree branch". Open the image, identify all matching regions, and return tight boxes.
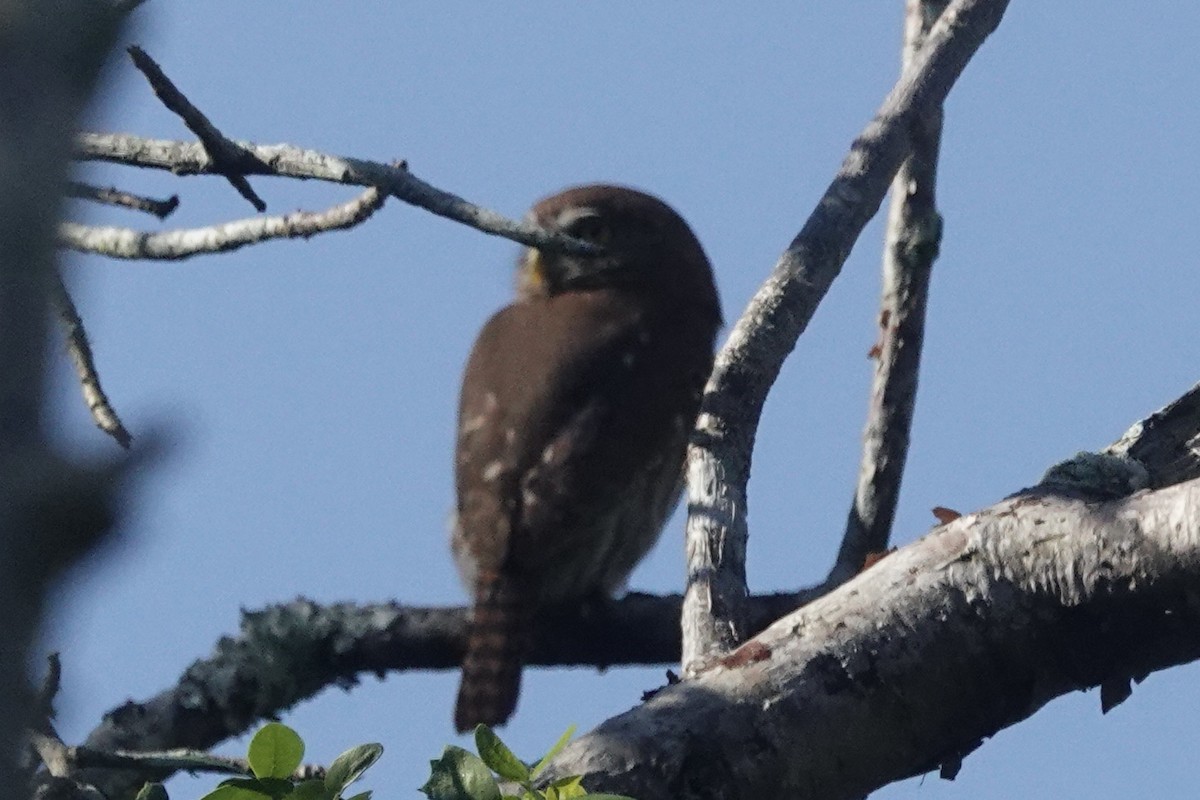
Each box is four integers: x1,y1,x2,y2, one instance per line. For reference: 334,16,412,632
833,0,947,585
60,186,385,261
74,133,597,256
544,476,1200,800
682,0,1010,672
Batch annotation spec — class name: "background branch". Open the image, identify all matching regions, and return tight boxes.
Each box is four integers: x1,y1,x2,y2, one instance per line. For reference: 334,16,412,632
74,133,597,256
60,186,385,261
681,0,1011,673
65,182,178,219
127,46,266,211
832,0,947,585
49,273,132,448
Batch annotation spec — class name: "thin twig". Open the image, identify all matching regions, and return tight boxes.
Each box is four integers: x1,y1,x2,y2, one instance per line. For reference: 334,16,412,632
831,0,947,586
49,273,132,448
61,185,385,261
681,0,1010,674
66,181,178,219
70,745,323,780
74,133,599,256
126,46,267,211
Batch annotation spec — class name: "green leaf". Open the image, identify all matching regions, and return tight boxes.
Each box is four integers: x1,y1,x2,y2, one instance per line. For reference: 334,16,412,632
474,725,530,782
284,779,329,800
325,743,384,797
545,776,586,800
136,783,169,800
248,722,305,780
342,792,372,800
421,746,501,800
530,726,575,778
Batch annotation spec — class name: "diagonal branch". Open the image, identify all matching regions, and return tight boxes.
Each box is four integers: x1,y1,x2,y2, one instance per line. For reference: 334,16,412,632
682,0,1011,673
60,185,385,261
127,46,267,211
832,0,947,586
49,273,132,448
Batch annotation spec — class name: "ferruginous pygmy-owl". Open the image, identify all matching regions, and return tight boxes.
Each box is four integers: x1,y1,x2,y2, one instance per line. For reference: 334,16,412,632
451,184,721,732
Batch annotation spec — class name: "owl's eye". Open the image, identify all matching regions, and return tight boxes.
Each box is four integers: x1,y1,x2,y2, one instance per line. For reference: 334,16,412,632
561,210,611,244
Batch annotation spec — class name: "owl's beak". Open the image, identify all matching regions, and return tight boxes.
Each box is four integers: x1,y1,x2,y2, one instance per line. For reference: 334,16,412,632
520,243,617,294
520,248,548,291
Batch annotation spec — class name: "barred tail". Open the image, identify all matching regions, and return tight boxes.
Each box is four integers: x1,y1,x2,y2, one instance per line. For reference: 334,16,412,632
454,571,530,733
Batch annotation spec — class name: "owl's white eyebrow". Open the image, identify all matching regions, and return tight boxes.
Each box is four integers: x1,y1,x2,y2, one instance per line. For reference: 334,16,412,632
554,207,601,228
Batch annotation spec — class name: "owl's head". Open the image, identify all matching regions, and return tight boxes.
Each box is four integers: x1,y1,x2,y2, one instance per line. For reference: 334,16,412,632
516,184,717,318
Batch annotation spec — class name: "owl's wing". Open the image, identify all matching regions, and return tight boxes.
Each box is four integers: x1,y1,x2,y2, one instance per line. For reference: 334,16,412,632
454,290,661,575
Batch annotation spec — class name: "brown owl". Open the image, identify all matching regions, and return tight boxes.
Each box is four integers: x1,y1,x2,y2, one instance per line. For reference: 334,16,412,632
451,184,721,731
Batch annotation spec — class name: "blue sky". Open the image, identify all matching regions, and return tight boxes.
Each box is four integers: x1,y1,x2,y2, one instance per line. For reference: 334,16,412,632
51,4,1200,798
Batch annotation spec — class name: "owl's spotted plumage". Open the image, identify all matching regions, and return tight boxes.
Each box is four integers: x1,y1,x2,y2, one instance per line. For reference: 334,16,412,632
451,184,720,731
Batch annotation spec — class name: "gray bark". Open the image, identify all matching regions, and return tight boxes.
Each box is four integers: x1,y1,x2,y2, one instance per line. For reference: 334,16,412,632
546,475,1200,799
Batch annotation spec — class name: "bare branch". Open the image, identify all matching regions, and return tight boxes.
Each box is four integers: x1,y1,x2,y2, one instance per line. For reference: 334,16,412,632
74,133,599,256
65,746,250,778
66,182,179,219
126,46,267,211
833,0,948,586
49,273,132,448
60,185,385,261
682,0,1011,672
50,743,326,782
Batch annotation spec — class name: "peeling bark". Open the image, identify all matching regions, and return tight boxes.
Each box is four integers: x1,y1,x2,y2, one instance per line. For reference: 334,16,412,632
545,479,1200,800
